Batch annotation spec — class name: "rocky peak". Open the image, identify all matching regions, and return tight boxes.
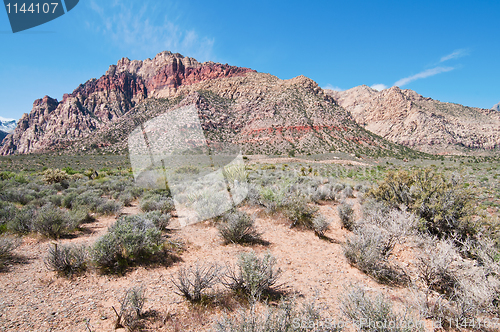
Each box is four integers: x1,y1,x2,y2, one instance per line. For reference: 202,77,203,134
492,102,500,112
0,51,256,155
330,85,500,154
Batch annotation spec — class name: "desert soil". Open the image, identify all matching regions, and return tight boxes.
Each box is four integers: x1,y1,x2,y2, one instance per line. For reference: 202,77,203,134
0,197,419,332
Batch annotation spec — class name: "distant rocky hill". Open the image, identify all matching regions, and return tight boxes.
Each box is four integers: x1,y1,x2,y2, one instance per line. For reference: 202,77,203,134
0,51,418,158
0,117,16,133
326,86,500,154
492,102,500,112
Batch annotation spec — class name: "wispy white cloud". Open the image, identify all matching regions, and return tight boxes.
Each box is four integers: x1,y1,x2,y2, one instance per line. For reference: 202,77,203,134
440,49,469,63
371,84,387,91
394,66,454,87
87,0,214,61
323,84,343,91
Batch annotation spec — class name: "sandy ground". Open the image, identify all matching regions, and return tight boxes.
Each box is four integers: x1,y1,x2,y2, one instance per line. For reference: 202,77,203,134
0,198,421,332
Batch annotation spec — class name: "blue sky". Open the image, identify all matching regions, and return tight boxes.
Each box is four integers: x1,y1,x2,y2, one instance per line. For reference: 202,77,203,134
1,0,499,120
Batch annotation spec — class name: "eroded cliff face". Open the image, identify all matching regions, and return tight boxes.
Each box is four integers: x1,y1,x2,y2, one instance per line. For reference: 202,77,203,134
1,51,254,155
327,86,500,154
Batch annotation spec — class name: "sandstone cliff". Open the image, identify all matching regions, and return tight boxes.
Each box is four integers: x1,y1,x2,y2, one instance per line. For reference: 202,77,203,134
0,51,253,155
327,86,500,154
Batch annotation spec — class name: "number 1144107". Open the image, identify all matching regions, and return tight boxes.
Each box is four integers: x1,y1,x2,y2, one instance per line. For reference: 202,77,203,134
5,2,59,14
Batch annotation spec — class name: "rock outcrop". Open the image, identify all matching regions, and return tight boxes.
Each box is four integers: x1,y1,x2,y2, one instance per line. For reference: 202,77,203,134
327,86,500,154
492,102,500,112
0,51,417,158
0,51,254,155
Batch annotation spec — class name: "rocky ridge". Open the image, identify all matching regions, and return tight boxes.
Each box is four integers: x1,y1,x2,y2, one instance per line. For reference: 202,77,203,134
0,51,254,155
492,102,500,112
327,86,500,154
0,117,16,133
0,52,418,158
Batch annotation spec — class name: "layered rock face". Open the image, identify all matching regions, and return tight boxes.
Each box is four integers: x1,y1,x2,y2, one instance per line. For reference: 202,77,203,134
327,86,500,154
0,51,254,155
42,72,414,157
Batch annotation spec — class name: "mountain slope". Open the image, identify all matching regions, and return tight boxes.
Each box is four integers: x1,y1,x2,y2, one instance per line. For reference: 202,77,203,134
0,117,16,133
0,51,421,158
327,86,500,154
0,51,254,155
492,102,500,112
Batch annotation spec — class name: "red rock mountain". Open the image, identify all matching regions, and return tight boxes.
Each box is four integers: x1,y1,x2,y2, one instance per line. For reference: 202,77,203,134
327,86,500,155
0,51,254,155
0,51,419,158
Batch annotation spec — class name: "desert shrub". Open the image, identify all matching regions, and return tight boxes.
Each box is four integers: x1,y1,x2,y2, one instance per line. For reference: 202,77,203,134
119,192,133,206
333,183,345,193
32,204,74,239
2,187,36,205
359,200,418,246
47,194,63,207
62,191,78,209
42,168,70,184
281,194,318,229
368,168,477,243
342,185,354,198
343,225,409,285
96,200,123,216
115,286,147,330
312,214,331,237
91,214,163,274
415,237,461,295
68,206,94,226
73,190,105,211
44,243,87,277
222,251,282,301
7,205,36,234
341,287,423,332
171,262,221,302
0,235,19,270
140,194,174,213
245,183,262,206
338,202,354,230
141,211,171,231
0,201,17,232
214,297,340,332
217,210,262,244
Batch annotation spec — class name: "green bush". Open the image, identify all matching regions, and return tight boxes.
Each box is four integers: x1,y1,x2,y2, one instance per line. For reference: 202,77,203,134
217,210,262,244
91,214,164,274
0,201,17,232
42,168,70,184
281,194,318,229
7,206,36,234
140,194,174,214
141,211,171,231
44,243,87,277
32,204,74,239
96,200,122,216
368,168,477,243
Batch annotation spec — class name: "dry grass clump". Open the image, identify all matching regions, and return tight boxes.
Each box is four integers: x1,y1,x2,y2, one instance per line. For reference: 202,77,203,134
44,243,87,277
217,209,262,244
